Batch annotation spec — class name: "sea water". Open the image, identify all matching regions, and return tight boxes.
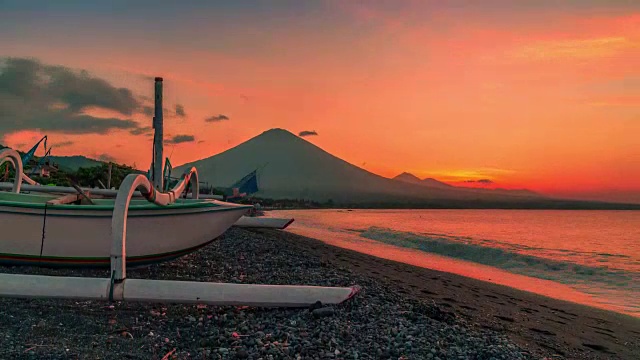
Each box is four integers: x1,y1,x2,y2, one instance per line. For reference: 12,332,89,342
269,209,640,317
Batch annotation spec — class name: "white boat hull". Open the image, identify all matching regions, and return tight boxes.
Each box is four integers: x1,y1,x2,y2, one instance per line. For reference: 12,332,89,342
0,195,251,266
234,216,295,230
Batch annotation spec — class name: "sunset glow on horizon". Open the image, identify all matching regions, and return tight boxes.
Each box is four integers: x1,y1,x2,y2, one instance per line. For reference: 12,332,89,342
1,0,639,203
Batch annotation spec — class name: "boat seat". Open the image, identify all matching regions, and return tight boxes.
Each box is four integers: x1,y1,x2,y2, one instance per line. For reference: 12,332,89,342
46,194,83,205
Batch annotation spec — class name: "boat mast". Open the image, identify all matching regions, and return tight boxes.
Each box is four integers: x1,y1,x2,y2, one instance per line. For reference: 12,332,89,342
107,162,112,189
152,77,164,191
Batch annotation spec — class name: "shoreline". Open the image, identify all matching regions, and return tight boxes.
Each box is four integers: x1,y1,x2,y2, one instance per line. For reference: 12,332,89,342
0,228,637,359
281,221,636,318
258,204,640,211
271,228,640,359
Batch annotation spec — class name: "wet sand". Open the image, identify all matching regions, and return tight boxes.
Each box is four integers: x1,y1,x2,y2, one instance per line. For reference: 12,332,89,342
268,229,640,359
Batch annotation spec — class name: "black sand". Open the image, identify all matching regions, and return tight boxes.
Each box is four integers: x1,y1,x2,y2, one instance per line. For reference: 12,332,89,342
0,228,637,359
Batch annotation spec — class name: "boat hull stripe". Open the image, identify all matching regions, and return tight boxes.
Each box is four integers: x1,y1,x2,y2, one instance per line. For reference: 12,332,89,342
0,238,217,268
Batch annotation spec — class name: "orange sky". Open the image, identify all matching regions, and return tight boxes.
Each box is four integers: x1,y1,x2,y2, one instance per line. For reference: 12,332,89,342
0,1,638,203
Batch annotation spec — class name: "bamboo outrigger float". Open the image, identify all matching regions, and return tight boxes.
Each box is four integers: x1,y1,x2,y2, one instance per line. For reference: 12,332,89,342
0,77,359,307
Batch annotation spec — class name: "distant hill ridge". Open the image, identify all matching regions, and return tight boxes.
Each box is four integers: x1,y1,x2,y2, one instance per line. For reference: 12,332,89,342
49,155,103,172
392,171,538,197
393,172,454,189
3,132,638,208
1,143,104,171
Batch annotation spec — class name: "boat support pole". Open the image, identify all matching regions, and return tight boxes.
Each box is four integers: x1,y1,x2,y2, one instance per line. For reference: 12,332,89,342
152,77,164,191
111,171,200,282
106,171,358,305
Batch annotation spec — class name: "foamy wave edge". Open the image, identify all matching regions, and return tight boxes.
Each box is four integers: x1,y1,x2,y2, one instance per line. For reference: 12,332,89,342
359,227,637,290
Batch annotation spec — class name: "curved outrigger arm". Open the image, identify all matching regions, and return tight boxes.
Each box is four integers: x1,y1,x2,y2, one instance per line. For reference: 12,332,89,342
111,168,199,281
0,148,38,193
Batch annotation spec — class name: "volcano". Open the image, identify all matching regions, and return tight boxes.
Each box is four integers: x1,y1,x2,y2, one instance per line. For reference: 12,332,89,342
175,128,551,206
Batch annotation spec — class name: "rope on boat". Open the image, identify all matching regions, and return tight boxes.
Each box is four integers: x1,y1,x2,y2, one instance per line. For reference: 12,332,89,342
39,203,48,259
109,270,115,302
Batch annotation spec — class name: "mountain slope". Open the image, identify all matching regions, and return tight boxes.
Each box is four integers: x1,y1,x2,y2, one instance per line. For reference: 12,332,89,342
175,128,548,205
1,143,103,171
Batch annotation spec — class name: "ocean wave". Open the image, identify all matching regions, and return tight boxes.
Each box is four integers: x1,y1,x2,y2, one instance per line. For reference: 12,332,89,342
359,227,638,290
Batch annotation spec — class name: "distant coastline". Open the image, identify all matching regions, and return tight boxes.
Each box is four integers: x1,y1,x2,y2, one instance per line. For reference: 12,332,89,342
4,135,639,210
244,197,640,211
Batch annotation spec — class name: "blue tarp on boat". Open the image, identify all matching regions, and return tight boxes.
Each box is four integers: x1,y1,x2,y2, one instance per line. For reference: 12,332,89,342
226,170,258,199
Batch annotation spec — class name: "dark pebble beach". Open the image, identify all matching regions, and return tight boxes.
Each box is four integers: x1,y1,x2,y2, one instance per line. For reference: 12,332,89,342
0,228,637,359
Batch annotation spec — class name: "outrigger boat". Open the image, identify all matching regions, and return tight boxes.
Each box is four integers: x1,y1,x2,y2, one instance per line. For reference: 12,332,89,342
234,216,295,230
1,148,295,232
0,153,250,268
184,167,296,229
0,77,359,307
0,175,251,267
0,77,254,267
222,169,295,229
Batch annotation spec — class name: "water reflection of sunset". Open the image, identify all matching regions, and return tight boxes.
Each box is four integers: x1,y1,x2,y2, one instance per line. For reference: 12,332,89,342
274,209,640,317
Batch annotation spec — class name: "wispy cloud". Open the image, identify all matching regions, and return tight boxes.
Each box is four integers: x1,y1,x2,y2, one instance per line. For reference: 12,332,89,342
420,168,515,183
129,126,153,135
175,104,186,117
585,95,640,107
205,114,230,122
464,179,494,184
165,134,195,144
56,140,75,148
511,37,638,60
299,130,318,137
